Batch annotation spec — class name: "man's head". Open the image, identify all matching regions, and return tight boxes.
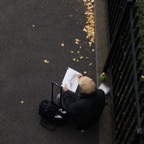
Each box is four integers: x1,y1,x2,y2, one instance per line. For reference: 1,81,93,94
78,76,96,94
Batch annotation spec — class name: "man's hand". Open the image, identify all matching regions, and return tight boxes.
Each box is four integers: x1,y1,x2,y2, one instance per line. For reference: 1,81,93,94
62,84,68,92
77,73,83,79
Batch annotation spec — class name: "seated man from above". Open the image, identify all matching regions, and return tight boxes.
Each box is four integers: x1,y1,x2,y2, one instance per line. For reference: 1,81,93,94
59,75,105,129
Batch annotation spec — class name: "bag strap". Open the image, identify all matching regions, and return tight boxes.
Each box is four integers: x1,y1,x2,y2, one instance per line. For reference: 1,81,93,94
51,81,62,105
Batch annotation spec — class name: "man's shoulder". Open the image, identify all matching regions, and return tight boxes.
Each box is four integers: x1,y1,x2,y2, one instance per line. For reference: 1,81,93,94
96,89,105,98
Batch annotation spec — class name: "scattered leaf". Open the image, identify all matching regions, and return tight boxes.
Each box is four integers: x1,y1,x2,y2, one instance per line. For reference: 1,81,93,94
77,51,80,54
20,101,24,104
83,28,87,32
141,75,144,79
89,42,92,47
44,60,49,63
70,51,74,53
89,63,93,66
73,58,76,61
84,71,87,74
61,43,64,47
75,39,80,44
69,15,73,17
80,56,84,59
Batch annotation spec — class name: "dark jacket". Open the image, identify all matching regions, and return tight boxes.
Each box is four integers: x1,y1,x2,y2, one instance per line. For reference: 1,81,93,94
61,89,105,128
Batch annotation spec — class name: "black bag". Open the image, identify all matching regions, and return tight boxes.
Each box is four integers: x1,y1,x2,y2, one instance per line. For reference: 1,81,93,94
39,81,67,131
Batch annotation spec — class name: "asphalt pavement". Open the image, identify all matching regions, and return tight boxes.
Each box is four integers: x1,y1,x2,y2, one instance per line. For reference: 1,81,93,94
0,0,98,144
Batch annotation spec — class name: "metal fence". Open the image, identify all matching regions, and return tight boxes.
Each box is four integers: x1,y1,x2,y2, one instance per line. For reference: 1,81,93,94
103,0,144,143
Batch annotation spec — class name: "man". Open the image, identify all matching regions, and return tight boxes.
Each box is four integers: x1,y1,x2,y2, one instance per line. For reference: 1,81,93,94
59,76,105,129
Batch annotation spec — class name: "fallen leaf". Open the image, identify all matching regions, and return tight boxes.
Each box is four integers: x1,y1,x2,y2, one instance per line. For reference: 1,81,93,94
61,43,64,47
83,0,87,2
44,60,49,63
83,28,87,32
20,101,24,104
75,39,80,44
89,63,93,66
75,41,79,44
89,42,92,46
69,15,73,17
90,37,95,43
80,56,84,59
77,51,80,54
86,2,92,6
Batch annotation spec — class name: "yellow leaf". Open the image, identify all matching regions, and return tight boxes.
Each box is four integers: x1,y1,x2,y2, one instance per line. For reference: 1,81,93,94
90,37,95,43
61,43,64,47
44,60,49,63
89,63,93,66
75,41,79,44
75,38,80,42
83,28,87,32
77,51,80,54
86,2,92,6
20,101,24,104
89,42,92,47
75,39,80,44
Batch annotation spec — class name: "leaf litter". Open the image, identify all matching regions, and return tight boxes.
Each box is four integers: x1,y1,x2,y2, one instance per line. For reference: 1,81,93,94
71,0,95,69
83,0,95,47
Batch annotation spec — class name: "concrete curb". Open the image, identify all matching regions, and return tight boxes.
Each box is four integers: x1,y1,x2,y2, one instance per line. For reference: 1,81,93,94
94,0,112,144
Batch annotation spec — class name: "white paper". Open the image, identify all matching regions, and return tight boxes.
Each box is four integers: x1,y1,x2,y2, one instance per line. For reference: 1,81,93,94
62,67,81,92
98,83,110,95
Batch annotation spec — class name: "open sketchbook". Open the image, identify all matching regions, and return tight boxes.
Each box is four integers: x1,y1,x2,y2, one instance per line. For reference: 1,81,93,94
98,83,110,95
62,67,81,92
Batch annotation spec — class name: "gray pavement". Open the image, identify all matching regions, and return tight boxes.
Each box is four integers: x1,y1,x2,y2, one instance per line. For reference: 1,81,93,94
94,0,112,144
0,1,99,144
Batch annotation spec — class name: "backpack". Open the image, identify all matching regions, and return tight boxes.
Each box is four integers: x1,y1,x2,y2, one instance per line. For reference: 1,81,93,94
39,82,67,131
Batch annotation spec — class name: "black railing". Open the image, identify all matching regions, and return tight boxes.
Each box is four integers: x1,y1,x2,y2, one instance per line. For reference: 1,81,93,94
104,0,144,143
